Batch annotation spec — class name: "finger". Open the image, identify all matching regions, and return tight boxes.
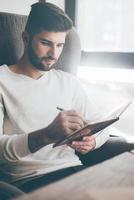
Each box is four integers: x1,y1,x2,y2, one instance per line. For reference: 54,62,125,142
79,146,93,151
59,111,85,129
83,135,95,141
75,145,93,153
65,110,86,124
71,140,96,150
83,136,96,148
73,145,93,152
62,125,74,136
63,121,83,135
68,142,93,153
78,149,92,154
68,122,83,132
68,116,85,128
72,140,93,147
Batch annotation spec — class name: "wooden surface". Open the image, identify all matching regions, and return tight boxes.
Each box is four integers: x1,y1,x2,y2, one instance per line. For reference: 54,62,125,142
15,152,134,200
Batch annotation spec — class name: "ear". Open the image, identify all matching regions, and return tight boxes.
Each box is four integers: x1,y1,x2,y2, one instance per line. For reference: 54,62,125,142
22,32,29,46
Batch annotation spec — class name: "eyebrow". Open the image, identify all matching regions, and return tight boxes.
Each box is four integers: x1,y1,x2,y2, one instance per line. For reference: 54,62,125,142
39,38,65,45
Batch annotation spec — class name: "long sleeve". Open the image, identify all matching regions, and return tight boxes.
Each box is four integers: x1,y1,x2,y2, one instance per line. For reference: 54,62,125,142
0,93,31,164
0,66,110,182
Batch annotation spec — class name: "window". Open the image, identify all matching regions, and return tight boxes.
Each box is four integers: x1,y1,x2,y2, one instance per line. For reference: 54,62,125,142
76,0,134,52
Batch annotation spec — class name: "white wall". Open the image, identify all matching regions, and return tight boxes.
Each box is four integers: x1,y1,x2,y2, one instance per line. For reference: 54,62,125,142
0,0,64,15
0,0,38,15
47,0,64,10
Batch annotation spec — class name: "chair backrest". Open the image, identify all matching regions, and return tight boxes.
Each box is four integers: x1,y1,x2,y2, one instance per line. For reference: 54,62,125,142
0,12,81,75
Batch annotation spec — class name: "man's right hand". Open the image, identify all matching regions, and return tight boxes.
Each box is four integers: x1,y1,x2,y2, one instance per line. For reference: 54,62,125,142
45,110,85,142
28,110,85,153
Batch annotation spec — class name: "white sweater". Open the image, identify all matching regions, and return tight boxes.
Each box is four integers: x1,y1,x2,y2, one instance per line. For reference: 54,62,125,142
0,65,109,183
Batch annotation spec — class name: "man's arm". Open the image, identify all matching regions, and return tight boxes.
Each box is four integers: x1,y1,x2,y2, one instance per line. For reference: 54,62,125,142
28,110,85,153
28,128,52,153
0,102,85,163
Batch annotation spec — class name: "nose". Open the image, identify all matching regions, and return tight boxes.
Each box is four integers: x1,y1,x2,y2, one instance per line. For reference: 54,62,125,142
47,46,57,59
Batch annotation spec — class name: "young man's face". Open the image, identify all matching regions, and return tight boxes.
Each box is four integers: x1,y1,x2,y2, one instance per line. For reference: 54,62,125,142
27,31,66,71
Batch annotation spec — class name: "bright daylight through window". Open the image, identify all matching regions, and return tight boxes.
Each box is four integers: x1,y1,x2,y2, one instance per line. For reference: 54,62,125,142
76,0,134,83
76,0,134,142
76,0,134,52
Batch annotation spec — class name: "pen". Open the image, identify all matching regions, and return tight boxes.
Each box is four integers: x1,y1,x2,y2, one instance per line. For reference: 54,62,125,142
57,107,64,111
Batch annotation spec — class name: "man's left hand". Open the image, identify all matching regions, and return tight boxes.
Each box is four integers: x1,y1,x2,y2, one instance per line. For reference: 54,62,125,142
69,135,96,154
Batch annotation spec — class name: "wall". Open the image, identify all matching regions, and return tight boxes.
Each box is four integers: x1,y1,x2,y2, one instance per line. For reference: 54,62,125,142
0,0,64,15
47,0,64,10
0,0,37,15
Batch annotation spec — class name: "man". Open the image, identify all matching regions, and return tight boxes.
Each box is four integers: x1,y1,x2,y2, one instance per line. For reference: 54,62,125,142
0,2,109,192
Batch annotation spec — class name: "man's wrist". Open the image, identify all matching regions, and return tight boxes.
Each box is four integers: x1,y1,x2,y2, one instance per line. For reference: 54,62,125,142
28,128,52,153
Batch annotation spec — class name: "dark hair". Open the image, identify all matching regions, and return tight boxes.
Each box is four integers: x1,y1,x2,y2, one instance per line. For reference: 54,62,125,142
25,2,73,36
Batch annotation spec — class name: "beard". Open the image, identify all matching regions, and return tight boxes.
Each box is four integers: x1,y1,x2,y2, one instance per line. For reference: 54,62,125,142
27,41,57,71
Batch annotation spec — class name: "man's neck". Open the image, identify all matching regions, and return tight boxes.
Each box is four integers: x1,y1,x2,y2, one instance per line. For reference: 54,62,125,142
10,55,46,80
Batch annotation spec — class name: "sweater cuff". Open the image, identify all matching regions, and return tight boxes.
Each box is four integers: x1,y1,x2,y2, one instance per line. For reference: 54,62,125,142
94,129,109,149
12,133,31,158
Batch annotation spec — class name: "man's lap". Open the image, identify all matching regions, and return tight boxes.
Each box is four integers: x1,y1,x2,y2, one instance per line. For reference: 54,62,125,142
16,165,86,193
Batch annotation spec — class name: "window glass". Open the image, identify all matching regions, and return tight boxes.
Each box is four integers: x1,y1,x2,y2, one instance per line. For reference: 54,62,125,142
76,0,134,52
